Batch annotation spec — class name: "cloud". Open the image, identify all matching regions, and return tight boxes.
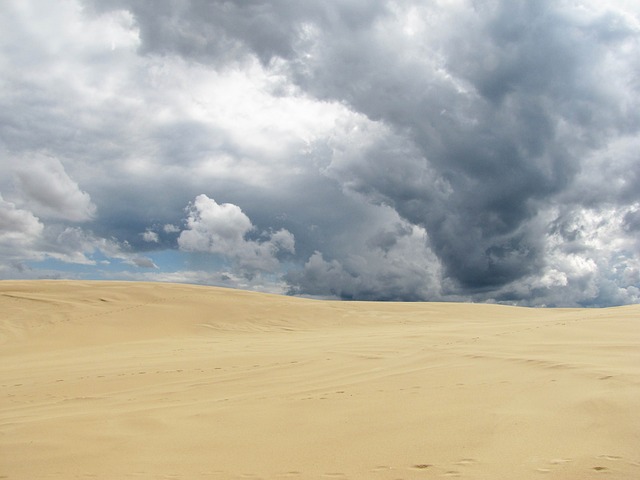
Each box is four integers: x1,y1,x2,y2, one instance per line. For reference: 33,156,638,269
287,220,444,301
0,186,157,274
122,268,290,295
178,194,295,277
287,1,639,292
14,154,97,222
142,230,159,243
126,256,158,269
1,0,639,305
34,225,156,268
484,204,640,306
163,224,180,233
0,193,44,257
82,0,391,68
0,203,157,271
276,0,639,302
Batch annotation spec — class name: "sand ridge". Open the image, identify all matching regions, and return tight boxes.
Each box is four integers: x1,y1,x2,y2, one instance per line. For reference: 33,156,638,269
1,280,639,479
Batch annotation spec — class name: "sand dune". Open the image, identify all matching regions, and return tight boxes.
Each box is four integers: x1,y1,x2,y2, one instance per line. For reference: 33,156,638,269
1,281,639,479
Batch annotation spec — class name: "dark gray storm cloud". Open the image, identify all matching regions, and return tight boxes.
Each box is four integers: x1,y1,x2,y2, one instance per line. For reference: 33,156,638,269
83,0,390,66
290,0,639,294
2,0,639,305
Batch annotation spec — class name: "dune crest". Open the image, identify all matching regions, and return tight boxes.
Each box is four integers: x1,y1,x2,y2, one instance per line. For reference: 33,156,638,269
1,280,639,479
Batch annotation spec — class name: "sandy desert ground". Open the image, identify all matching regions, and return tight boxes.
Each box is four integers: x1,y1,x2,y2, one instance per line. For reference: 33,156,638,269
1,280,639,479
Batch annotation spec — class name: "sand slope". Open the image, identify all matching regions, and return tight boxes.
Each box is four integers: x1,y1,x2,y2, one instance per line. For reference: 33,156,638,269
1,281,639,479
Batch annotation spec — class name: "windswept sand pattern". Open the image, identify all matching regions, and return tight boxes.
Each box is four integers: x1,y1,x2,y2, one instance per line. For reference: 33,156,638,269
1,281,639,479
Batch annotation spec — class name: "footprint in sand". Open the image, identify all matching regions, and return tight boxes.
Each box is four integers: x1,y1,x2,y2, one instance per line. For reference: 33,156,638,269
534,458,572,473
455,458,478,466
371,465,392,472
597,454,622,461
591,454,628,472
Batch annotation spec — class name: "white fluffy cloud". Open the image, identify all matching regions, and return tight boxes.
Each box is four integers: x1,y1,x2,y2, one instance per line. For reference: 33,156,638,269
0,193,43,256
14,154,96,222
0,198,157,272
141,230,159,243
178,194,295,276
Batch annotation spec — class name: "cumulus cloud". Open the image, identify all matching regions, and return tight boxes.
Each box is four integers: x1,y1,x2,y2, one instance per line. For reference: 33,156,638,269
0,201,157,272
122,268,290,295
285,0,639,293
163,224,180,233
287,221,444,301
178,194,295,277
482,204,640,306
0,193,44,257
31,225,156,269
14,154,97,222
126,256,159,269
141,230,159,243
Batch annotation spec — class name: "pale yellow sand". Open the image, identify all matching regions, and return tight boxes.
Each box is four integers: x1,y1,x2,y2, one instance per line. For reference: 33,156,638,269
1,281,639,479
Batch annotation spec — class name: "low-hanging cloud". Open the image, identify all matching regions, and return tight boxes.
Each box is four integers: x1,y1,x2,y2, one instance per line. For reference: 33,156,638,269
0,193,44,258
287,220,444,301
15,154,97,222
178,194,295,277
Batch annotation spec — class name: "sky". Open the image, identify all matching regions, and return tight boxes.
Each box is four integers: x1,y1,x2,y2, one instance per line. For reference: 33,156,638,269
1,0,639,306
